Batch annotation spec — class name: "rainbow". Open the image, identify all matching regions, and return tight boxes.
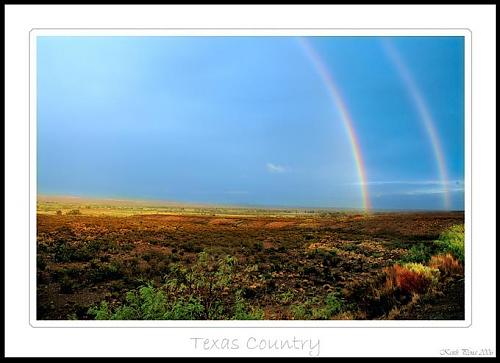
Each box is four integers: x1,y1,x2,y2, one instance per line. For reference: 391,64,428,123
298,37,371,211
382,39,451,210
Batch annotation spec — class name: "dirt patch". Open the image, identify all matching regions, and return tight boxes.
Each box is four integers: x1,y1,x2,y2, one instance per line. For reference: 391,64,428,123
265,221,296,229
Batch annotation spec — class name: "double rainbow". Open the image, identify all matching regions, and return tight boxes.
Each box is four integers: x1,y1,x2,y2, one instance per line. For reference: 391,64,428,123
299,37,451,211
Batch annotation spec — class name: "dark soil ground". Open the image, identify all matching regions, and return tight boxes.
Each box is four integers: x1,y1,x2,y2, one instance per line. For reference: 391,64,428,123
397,278,465,320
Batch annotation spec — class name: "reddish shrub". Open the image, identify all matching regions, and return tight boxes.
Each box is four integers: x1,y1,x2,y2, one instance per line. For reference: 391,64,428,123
429,254,463,276
384,264,434,295
395,265,432,294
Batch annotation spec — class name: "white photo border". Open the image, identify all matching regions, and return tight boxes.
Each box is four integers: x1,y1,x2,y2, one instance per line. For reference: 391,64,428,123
29,28,472,329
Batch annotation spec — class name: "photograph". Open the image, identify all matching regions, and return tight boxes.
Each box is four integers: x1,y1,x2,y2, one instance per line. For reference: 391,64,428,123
35,34,466,321
5,3,496,359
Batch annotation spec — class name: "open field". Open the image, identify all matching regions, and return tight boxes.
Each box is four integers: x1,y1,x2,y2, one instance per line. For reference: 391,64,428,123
37,198,465,320
37,196,329,218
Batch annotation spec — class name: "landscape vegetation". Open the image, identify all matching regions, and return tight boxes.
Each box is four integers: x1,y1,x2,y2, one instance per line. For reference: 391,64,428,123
37,196,465,320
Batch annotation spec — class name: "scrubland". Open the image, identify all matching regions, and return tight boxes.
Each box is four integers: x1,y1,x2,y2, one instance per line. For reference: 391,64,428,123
36,198,465,320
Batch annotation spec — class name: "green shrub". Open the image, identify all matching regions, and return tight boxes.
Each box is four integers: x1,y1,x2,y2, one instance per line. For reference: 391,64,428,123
291,303,308,320
88,261,123,283
165,296,205,320
89,284,175,320
132,284,168,319
312,293,343,319
399,243,432,263
53,239,106,263
88,253,263,320
291,292,343,320
101,284,204,320
278,290,295,304
53,240,75,262
434,225,464,263
88,301,112,320
233,291,265,320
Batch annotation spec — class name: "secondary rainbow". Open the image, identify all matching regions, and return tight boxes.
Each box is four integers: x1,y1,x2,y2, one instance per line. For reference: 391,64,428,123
382,40,451,210
298,37,371,211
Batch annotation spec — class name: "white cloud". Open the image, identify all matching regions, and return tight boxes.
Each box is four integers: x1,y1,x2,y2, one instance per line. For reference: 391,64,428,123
354,179,465,198
266,163,287,173
372,185,464,198
401,185,465,196
348,180,464,186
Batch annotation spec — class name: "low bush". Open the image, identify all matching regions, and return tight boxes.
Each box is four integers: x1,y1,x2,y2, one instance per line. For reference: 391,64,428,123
291,292,343,320
313,292,343,319
253,241,264,251
434,225,464,263
399,243,432,263
403,263,440,285
88,261,123,283
233,291,265,320
277,290,295,304
88,252,264,320
291,303,308,320
60,275,76,294
307,248,339,269
182,241,203,253
88,283,205,320
429,254,463,276
53,239,107,263
53,240,76,263
385,263,439,295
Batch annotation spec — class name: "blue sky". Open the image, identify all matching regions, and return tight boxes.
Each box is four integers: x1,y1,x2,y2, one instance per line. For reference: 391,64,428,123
37,36,464,210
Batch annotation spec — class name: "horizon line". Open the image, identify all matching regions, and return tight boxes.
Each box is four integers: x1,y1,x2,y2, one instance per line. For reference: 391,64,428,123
37,193,464,213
